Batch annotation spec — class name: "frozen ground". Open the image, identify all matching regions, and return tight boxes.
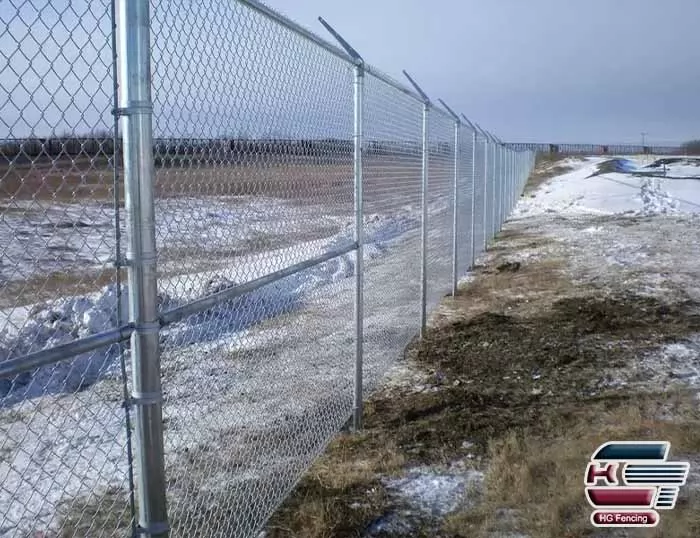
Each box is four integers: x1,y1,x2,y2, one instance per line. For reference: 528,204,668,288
515,155,700,216
366,466,484,537
0,187,455,536
510,154,700,393
2,152,699,536
356,154,700,537
0,196,347,289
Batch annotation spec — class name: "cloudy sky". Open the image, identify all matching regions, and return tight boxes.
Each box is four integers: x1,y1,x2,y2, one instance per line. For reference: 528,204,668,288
2,0,697,146
263,0,700,146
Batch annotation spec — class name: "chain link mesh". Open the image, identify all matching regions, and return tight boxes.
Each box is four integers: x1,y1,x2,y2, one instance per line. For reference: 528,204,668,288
425,112,454,312
362,73,423,391
472,133,487,258
486,139,497,240
149,1,357,536
0,0,536,536
457,125,475,275
494,145,502,231
0,1,135,536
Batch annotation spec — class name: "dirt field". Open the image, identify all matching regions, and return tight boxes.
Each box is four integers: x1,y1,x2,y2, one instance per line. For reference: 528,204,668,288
0,153,441,203
263,166,700,538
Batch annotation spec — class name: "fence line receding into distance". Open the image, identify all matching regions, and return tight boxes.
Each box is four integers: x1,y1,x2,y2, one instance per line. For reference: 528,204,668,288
0,1,535,536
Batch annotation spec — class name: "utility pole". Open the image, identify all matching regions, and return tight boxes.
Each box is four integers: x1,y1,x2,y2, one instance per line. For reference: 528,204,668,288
641,132,648,164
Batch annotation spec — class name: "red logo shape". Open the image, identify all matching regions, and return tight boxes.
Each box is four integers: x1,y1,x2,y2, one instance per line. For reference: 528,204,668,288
585,462,619,486
586,487,656,508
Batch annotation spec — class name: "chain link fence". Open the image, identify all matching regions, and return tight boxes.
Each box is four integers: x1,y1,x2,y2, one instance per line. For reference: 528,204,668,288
0,1,136,537
0,0,536,536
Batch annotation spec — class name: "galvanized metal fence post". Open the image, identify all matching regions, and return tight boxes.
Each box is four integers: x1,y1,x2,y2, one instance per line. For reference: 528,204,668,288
469,126,477,267
507,149,512,213
508,149,512,213
496,142,501,231
116,0,169,536
403,71,431,337
501,144,505,228
352,62,364,430
461,115,477,268
515,152,519,206
513,151,517,210
481,129,489,250
491,137,497,238
508,149,515,215
513,150,517,209
438,99,461,297
451,118,459,296
317,16,366,432
420,102,429,335
493,142,498,232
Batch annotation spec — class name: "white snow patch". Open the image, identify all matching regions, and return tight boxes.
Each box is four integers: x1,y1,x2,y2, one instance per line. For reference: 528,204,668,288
0,197,451,536
0,209,423,404
639,337,700,388
366,468,483,536
0,196,346,286
515,155,700,218
384,469,476,517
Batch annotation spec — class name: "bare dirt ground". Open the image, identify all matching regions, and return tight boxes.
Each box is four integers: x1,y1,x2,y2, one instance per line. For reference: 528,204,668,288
263,162,700,538
0,153,429,202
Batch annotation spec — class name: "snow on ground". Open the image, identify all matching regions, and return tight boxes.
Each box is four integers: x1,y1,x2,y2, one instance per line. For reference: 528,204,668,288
511,154,700,393
366,466,484,537
2,153,698,536
0,196,347,288
358,154,700,537
0,190,452,536
643,157,700,179
0,206,424,401
515,155,700,217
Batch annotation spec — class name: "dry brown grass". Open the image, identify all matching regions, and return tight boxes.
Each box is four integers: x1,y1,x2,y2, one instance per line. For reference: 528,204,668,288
0,154,435,204
0,157,353,202
266,435,406,538
266,226,700,538
0,157,116,201
0,154,432,310
523,154,586,195
446,393,700,538
0,269,124,309
433,230,567,326
56,486,133,538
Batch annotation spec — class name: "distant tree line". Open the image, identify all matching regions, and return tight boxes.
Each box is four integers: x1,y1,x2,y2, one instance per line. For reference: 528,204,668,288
0,135,452,161
0,133,116,159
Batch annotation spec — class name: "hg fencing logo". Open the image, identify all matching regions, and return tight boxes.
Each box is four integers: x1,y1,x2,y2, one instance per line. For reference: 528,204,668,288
585,441,690,528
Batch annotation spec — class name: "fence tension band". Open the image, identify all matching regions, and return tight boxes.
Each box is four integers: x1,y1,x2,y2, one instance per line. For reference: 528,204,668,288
124,391,164,409
112,103,153,117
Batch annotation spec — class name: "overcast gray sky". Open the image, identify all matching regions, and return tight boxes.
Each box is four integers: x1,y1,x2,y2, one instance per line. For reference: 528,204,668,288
263,0,700,146
2,0,697,145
